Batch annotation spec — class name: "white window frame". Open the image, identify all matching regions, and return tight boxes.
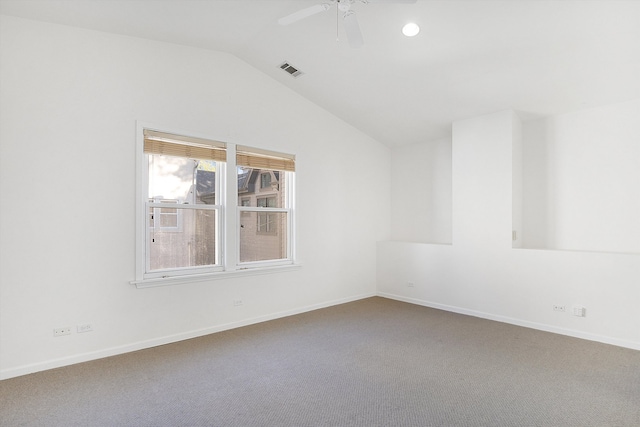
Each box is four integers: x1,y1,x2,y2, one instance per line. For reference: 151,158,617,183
132,122,298,288
134,123,225,283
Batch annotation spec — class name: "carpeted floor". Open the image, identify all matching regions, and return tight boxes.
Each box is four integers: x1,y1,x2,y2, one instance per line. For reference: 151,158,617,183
1,297,639,426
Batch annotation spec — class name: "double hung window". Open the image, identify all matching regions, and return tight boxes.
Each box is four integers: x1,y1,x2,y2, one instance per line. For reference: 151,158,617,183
143,130,225,278
236,146,295,265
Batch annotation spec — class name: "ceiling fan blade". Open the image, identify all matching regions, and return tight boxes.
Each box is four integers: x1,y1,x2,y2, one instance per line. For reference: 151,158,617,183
343,11,364,48
278,4,331,26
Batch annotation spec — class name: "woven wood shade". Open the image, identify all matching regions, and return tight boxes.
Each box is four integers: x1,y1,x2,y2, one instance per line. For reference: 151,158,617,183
236,145,295,172
144,129,226,162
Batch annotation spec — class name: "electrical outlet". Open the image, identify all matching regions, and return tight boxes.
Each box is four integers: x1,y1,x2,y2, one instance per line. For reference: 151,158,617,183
233,299,243,307
77,323,93,333
407,282,415,287
54,327,71,337
553,304,566,312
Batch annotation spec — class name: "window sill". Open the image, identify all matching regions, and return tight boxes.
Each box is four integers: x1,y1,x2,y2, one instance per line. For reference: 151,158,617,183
130,263,302,289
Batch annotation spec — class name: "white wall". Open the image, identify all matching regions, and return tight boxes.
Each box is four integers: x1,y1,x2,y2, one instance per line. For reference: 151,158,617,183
0,16,391,379
511,114,523,249
522,99,640,253
379,109,640,350
390,138,452,244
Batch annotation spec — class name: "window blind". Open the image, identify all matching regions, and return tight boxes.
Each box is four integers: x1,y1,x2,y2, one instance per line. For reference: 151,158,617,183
144,129,226,162
236,145,295,172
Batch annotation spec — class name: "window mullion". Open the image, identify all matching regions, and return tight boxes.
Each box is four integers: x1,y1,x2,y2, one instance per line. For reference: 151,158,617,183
225,143,238,271
286,170,295,262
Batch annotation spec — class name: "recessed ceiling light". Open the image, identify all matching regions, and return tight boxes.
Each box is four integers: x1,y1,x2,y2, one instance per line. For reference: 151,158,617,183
402,23,420,37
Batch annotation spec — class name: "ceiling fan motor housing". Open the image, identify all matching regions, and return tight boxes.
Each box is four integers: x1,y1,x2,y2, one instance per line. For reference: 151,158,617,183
338,1,353,12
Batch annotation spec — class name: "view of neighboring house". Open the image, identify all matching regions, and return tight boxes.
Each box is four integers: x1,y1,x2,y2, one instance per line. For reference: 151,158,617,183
148,155,287,271
237,166,288,263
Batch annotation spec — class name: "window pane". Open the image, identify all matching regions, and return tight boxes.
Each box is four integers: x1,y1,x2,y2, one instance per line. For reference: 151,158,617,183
239,211,288,262
148,208,217,271
195,161,217,205
149,154,217,205
237,168,286,207
237,166,253,195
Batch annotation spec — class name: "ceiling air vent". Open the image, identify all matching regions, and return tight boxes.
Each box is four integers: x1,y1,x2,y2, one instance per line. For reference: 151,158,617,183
279,62,303,78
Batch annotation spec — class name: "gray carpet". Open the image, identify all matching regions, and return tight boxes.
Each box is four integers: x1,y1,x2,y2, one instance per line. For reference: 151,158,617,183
1,297,639,426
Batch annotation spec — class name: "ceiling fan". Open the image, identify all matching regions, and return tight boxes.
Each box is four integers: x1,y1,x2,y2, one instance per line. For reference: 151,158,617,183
278,0,417,48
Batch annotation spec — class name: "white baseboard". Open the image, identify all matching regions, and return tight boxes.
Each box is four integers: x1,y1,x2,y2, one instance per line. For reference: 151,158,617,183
1,292,376,380
377,292,640,351
6,290,634,380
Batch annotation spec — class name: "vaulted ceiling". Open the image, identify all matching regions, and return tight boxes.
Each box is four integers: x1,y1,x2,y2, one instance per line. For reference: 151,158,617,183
1,0,639,147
